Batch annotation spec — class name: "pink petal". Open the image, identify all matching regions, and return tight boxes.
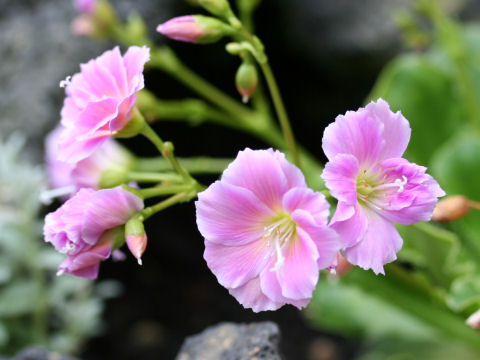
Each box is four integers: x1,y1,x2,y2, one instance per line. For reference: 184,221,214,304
292,209,340,269
229,277,283,312
122,46,150,91
366,99,411,160
321,154,359,205
58,126,110,163
322,106,383,167
282,187,330,225
79,58,121,98
277,228,319,300
96,46,128,96
221,148,292,211
343,210,403,275
259,264,310,309
271,150,307,188
82,187,144,244
330,202,368,249
195,181,275,246
204,239,271,289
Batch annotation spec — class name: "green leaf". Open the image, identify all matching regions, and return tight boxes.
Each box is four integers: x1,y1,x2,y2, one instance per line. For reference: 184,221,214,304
305,276,436,340
447,275,480,312
397,222,462,287
367,53,462,165
0,281,38,317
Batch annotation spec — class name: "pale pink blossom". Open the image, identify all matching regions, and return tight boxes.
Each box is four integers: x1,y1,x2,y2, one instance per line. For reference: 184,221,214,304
196,148,340,312
44,187,144,278
321,99,445,274
58,46,150,163
46,126,132,194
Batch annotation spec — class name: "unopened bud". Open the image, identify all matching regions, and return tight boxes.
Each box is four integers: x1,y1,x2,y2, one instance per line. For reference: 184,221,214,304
157,15,233,44
432,195,470,222
235,62,258,102
71,14,96,37
125,217,147,265
466,309,480,330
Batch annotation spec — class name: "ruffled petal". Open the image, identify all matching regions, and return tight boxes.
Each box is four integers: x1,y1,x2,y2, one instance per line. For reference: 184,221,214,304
322,106,384,167
221,148,292,211
81,187,144,244
366,99,411,160
122,46,150,92
282,187,330,225
203,239,272,289
276,228,319,300
343,210,403,275
321,154,359,205
196,181,275,246
96,46,128,96
229,277,283,312
292,209,340,269
330,202,368,249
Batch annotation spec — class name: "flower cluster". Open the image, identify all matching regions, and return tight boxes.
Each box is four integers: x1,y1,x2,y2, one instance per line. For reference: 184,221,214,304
44,45,150,278
44,3,445,314
195,100,444,311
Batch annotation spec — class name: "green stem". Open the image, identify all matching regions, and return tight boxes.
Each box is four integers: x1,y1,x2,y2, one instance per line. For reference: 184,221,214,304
128,172,182,183
150,48,257,123
139,184,194,198
141,121,193,184
259,61,300,167
136,156,232,175
141,192,195,220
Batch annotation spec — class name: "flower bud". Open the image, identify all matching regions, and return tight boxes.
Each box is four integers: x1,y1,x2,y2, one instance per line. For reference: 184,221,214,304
157,15,233,44
125,217,148,265
432,195,470,222
235,62,258,102
466,309,480,329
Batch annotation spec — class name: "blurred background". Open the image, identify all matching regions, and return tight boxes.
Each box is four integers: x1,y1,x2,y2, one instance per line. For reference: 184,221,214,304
1,0,480,359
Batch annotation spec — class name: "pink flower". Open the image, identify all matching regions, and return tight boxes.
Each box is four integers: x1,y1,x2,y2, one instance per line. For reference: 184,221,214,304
46,126,133,194
321,99,445,274
74,0,97,14
195,149,340,312
44,187,144,278
58,46,150,163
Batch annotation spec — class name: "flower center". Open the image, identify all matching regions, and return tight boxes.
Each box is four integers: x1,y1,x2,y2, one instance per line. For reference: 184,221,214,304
356,170,408,207
262,214,296,273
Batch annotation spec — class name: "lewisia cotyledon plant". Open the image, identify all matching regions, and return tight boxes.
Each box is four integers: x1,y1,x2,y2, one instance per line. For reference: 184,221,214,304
195,148,340,312
46,126,133,194
321,99,445,274
44,187,144,278
58,45,150,163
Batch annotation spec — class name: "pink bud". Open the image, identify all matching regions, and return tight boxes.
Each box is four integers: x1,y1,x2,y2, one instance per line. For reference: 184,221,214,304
126,234,148,265
71,15,95,37
157,15,204,43
466,309,480,330
157,15,233,44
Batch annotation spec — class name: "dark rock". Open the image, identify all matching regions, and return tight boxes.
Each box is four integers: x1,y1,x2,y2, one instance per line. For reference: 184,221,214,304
176,322,282,360
10,346,79,360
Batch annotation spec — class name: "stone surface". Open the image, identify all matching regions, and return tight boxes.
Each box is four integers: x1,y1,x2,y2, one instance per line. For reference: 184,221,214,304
7,346,79,360
176,322,282,360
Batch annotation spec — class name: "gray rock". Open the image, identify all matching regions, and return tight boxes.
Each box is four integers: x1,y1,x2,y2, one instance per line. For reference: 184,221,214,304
10,346,79,360
176,322,282,360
